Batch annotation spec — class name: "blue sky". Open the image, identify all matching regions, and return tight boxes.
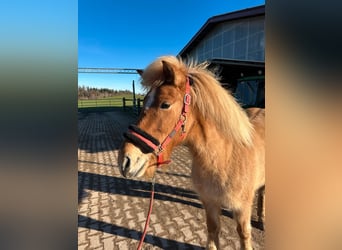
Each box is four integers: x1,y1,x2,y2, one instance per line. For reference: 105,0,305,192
78,0,265,94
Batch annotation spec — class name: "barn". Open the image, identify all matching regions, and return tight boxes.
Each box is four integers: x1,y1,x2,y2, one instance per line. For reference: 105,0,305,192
178,5,265,108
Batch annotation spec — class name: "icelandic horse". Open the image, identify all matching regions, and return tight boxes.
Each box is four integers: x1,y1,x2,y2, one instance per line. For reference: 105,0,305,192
118,56,265,250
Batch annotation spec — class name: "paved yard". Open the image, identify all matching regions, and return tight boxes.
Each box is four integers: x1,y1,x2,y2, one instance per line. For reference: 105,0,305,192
78,110,265,249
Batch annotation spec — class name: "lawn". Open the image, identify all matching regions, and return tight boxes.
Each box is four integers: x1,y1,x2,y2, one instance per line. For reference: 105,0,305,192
78,94,145,108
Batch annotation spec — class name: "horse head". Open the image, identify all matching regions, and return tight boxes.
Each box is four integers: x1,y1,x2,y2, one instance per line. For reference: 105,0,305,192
118,56,194,178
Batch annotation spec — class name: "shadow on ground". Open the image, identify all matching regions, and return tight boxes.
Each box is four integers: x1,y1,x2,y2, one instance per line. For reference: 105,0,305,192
78,214,205,250
78,108,137,153
78,171,263,230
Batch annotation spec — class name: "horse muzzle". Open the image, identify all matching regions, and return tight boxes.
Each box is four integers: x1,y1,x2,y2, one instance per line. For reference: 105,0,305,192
119,124,161,178
118,147,150,178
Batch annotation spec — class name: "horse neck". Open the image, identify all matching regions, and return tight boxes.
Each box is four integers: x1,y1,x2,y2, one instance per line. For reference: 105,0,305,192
185,112,234,163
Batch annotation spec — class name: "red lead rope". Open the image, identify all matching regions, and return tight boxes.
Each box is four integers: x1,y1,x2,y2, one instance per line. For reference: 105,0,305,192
136,178,155,250
136,157,171,250
136,78,191,250
136,154,171,250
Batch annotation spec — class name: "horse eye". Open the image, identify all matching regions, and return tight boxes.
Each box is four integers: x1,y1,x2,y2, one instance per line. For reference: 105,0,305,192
160,102,171,109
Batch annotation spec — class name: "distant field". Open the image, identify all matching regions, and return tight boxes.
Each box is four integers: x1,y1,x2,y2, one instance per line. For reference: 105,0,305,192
78,94,145,108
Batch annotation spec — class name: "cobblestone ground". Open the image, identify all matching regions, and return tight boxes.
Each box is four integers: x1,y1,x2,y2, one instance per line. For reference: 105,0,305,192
78,110,265,249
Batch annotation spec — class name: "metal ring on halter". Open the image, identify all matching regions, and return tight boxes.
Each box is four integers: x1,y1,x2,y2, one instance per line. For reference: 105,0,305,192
156,145,164,154
179,114,187,123
183,93,191,105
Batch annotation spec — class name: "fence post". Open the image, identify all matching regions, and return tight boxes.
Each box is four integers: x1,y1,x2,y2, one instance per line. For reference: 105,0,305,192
132,80,136,108
137,98,141,114
123,97,126,111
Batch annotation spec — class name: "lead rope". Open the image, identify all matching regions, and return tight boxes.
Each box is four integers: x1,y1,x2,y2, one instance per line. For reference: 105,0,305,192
136,156,171,250
136,175,155,250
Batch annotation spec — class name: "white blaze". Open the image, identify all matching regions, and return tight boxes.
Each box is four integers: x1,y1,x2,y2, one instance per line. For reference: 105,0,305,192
144,88,156,110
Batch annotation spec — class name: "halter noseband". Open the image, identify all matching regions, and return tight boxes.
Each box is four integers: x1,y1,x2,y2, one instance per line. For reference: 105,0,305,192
124,77,192,168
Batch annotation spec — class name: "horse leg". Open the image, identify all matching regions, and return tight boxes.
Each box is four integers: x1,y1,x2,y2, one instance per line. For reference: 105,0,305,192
257,186,265,224
234,203,253,250
202,201,221,250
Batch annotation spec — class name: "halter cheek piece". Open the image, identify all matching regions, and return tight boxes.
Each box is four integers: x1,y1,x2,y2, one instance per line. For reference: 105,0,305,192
123,77,192,168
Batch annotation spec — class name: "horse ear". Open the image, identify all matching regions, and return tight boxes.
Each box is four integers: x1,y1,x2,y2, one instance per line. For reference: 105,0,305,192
137,69,144,76
162,60,175,84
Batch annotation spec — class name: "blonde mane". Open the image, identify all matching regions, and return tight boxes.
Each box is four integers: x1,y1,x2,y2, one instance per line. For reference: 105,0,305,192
141,56,254,146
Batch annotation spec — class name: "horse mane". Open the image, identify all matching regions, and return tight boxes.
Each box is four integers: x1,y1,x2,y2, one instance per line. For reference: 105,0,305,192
141,56,254,146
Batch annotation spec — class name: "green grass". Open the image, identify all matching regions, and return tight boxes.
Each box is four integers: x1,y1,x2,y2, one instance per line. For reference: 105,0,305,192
78,94,145,108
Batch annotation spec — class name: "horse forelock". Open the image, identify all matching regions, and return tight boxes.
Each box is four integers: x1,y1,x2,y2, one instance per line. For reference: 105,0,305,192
140,56,188,91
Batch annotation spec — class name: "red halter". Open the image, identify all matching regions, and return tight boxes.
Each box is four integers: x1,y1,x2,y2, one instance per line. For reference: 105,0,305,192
124,77,192,168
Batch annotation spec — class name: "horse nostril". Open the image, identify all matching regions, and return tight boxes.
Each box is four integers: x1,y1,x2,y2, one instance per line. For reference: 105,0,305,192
123,156,131,169
122,156,131,177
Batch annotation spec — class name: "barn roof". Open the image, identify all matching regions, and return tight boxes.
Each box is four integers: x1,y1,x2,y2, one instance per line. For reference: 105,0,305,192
178,5,265,57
